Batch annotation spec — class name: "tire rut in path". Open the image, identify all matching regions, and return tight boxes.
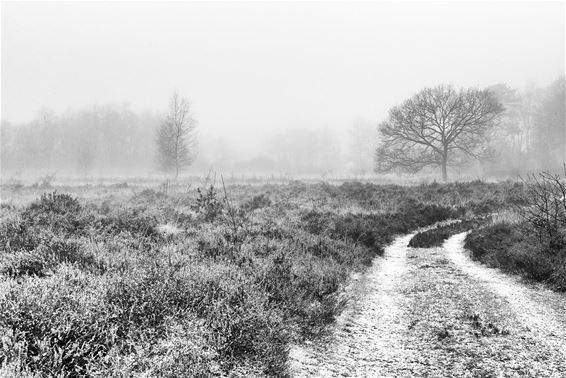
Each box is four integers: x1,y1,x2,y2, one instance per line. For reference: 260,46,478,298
290,232,566,377
444,232,566,373
288,234,416,377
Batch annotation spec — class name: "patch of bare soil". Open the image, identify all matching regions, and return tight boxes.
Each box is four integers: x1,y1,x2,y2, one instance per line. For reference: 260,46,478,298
290,232,566,377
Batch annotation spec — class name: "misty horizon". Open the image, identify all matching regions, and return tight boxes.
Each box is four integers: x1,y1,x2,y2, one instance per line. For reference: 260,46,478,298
1,1,565,180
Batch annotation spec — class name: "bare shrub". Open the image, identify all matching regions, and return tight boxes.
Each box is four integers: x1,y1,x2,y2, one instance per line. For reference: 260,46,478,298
519,167,566,249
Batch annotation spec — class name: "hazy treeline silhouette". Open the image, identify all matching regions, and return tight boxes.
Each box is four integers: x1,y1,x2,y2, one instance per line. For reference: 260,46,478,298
1,77,563,179
193,121,375,176
1,104,158,175
1,109,375,178
374,77,565,180
486,77,565,174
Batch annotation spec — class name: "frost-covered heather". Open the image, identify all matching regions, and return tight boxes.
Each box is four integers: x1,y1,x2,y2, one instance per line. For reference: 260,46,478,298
0,181,522,376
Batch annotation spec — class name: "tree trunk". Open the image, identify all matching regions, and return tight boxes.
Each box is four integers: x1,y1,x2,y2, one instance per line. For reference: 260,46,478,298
441,152,448,182
174,165,179,182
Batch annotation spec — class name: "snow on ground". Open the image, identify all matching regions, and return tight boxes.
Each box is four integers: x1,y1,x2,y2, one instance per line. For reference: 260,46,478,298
290,231,566,377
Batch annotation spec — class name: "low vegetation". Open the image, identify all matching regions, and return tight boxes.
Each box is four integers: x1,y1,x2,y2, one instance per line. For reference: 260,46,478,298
409,218,490,248
465,171,566,291
0,180,524,376
465,223,566,291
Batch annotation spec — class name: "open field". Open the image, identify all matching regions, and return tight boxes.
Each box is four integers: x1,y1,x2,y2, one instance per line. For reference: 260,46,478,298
1,179,565,377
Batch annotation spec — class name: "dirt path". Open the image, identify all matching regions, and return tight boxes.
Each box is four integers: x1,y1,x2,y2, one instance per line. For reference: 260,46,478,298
289,232,566,377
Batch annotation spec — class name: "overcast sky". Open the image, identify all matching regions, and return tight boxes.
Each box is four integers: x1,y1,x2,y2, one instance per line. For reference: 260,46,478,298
2,1,564,144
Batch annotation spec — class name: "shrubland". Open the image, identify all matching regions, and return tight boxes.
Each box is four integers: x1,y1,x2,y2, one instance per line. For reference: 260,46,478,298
0,180,522,377
465,171,566,291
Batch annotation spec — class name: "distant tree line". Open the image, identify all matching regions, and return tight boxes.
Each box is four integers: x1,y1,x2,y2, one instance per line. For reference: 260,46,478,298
2,77,563,180
1,104,159,175
375,76,565,180
487,77,565,174
180,128,352,176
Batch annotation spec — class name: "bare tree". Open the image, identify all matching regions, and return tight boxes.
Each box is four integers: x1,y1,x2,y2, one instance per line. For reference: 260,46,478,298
156,92,197,180
375,85,504,181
